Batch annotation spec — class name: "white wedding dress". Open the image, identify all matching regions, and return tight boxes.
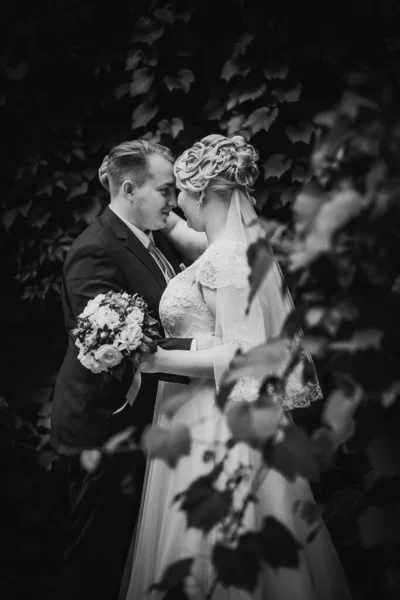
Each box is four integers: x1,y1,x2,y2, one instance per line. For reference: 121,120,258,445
125,238,352,600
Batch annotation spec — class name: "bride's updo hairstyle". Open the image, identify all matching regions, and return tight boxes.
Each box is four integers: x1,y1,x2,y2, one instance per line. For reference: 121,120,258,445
174,134,259,203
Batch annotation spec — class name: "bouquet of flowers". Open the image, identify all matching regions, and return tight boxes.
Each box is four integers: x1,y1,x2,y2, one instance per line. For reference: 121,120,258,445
73,291,161,379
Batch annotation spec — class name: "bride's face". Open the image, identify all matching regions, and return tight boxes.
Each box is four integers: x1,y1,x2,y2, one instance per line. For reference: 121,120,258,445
177,184,203,232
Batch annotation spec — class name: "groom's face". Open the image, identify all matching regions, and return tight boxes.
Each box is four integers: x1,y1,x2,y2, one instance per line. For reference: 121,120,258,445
132,154,177,231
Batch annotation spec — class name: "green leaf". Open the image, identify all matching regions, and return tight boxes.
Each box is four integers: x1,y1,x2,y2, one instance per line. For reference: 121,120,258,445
221,59,240,81
272,82,302,103
132,103,158,129
154,7,174,24
212,539,260,593
7,62,29,81
263,423,319,481
221,338,291,390
178,69,194,93
226,113,246,136
322,388,362,447
177,477,233,533
233,32,254,58
358,506,384,547
142,423,192,468
238,83,266,104
114,83,130,99
130,68,155,97
125,50,142,71
382,381,400,408
2,208,18,231
171,117,184,139
225,396,283,447
103,426,135,454
243,107,279,135
368,437,400,477
258,516,302,568
263,64,290,80
72,148,85,161
67,182,89,201
285,122,315,144
330,329,383,353
151,558,194,592
247,237,276,308
263,154,292,180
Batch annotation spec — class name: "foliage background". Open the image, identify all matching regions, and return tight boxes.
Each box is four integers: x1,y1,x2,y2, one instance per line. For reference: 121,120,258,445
2,1,400,598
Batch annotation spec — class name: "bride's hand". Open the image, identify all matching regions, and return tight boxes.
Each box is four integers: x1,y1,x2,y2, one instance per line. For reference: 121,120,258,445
139,347,168,374
98,155,110,191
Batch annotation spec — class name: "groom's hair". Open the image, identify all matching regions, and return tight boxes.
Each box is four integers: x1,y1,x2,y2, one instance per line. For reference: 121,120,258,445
107,140,173,193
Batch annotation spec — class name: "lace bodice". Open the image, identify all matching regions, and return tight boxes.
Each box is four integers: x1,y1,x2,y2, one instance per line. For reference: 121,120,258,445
159,239,321,410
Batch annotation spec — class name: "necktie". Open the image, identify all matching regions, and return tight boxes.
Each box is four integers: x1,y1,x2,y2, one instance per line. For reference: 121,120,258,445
147,239,176,283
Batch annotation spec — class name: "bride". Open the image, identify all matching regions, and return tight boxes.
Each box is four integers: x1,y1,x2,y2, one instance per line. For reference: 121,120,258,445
124,135,352,599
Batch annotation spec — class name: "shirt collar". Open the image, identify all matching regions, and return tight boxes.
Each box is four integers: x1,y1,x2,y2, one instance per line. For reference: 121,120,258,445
109,206,151,248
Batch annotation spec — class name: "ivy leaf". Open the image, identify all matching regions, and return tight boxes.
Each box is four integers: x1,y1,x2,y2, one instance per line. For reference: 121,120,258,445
81,197,102,225
7,61,29,81
233,32,253,58
243,107,279,135
226,114,245,137
247,237,276,308
151,558,194,592
272,82,302,103
125,50,142,71
330,329,383,352
225,395,283,447
291,165,311,183
367,437,400,477
295,500,323,527
238,83,266,104
2,208,18,231
103,426,135,454
130,68,155,97
382,381,400,408
67,182,89,201
358,506,385,547
212,539,260,592
263,64,290,80
285,122,315,144
142,423,192,468
263,154,292,180
132,26,164,45
221,59,239,81
264,423,319,481
114,83,130,99
154,7,174,24
221,338,291,391
171,117,184,139
71,148,85,161
178,69,194,93
258,516,302,568
322,388,362,447
132,103,158,129
175,468,232,533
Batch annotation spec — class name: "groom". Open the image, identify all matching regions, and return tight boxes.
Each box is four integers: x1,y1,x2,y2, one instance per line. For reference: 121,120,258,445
51,140,206,600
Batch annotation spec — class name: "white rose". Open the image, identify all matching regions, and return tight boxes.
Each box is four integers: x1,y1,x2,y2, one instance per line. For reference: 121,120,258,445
81,294,106,318
116,322,143,352
93,344,123,369
126,306,144,326
78,348,104,373
92,306,120,329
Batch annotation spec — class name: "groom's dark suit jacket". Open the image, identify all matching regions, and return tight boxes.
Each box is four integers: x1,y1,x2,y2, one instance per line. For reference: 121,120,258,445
51,206,191,452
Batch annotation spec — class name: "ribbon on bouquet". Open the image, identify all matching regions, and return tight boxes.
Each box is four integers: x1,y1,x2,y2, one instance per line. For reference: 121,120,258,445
126,369,142,406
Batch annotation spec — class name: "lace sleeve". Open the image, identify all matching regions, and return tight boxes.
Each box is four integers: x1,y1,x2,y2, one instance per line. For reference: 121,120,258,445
195,240,250,290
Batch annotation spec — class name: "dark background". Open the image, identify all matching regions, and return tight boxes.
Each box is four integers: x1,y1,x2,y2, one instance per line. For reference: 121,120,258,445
1,1,400,598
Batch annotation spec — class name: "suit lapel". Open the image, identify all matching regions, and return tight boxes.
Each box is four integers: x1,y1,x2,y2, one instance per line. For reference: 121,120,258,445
103,207,167,292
